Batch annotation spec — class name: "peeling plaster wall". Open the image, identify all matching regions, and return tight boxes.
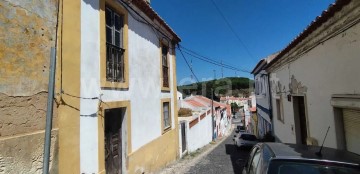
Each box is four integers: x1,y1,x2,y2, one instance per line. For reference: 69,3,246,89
0,0,57,96
0,130,58,174
270,1,360,148
0,92,58,137
0,0,59,173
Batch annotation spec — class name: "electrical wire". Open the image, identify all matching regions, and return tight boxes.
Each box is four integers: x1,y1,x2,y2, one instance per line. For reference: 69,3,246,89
61,91,99,100
177,45,200,83
178,45,251,73
210,0,257,62
119,0,176,47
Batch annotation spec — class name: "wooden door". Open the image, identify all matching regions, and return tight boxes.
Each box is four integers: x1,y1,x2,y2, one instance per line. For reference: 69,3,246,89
105,108,123,174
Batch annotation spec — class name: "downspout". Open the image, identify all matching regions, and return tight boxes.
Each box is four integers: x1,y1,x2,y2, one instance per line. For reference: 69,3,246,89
42,47,56,174
43,0,60,173
267,73,274,135
211,88,214,141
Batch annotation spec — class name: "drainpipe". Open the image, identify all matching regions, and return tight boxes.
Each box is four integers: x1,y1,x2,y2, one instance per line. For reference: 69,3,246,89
211,88,214,141
42,47,56,174
267,73,274,136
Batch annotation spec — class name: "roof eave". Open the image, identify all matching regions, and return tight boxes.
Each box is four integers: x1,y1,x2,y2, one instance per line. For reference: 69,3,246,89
130,0,181,43
265,0,351,71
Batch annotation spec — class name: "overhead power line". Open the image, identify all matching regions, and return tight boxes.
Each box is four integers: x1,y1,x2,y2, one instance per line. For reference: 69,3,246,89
177,45,200,83
210,0,257,62
178,45,251,73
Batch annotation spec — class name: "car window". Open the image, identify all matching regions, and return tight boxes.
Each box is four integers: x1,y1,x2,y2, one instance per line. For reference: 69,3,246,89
268,161,360,174
249,148,261,174
261,145,273,173
245,146,258,171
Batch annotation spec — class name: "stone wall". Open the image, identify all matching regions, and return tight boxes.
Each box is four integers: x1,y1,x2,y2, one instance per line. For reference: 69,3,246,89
0,0,59,173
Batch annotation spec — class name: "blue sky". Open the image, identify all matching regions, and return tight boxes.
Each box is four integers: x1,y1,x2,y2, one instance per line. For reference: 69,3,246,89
151,0,335,84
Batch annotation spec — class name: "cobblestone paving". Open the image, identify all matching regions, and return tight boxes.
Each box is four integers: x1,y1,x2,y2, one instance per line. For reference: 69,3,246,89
186,128,250,174
157,117,250,174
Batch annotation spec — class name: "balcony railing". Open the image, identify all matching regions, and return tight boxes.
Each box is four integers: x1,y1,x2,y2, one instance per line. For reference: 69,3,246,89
163,66,169,88
106,43,125,82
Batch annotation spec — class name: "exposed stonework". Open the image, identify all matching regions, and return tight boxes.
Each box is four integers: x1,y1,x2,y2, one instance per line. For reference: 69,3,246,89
0,92,58,137
0,130,58,174
0,0,58,96
289,75,308,95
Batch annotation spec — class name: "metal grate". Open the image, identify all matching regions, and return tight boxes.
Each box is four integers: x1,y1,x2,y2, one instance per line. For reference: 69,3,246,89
162,66,169,87
106,43,125,82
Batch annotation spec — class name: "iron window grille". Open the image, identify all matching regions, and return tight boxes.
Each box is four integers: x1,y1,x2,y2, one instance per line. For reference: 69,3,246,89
106,7,125,82
163,102,170,129
162,46,169,88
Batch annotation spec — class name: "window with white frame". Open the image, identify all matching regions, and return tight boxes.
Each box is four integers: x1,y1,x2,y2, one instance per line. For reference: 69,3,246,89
163,102,171,129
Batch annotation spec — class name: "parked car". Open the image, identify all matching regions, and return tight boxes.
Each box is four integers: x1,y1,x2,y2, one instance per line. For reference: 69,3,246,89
235,124,246,133
233,133,258,149
242,143,360,174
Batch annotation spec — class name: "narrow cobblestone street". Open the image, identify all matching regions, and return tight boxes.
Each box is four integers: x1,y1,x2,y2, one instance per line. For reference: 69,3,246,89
186,126,250,173
158,117,251,174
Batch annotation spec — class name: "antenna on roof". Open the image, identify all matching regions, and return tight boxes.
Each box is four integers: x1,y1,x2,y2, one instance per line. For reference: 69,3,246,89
316,126,330,157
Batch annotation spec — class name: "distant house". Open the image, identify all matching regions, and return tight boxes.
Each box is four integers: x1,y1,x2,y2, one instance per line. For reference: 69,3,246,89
178,99,212,154
220,96,249,107
251,53,278,138
266,0,360,155
181,95,232,140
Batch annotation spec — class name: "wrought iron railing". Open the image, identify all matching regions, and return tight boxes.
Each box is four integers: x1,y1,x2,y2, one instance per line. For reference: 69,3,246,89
106,43,125,82
163,66,169,87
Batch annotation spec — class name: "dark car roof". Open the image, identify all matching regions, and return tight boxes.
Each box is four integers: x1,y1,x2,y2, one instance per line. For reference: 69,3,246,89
263,143,360,165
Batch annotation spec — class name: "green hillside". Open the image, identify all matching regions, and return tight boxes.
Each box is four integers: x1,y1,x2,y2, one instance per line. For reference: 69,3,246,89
177,77,254,101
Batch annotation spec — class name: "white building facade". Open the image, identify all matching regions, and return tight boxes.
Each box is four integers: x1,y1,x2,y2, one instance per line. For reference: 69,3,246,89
266,0,360,155
251,54,277,138
76,0,181,173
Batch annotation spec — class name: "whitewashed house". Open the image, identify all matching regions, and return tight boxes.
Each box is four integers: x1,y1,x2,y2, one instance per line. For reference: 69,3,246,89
53,0,181,173
266,0,360,155
251,54,277,138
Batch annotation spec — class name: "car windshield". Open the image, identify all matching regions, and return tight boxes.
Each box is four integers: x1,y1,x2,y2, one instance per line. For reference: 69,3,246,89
240,134,257,141
268,161,360,174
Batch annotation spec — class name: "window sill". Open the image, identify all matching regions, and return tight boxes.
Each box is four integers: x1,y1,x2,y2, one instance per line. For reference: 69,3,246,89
101,80,129,90
162,126,172,134
277,119,285,124
161,86,170,92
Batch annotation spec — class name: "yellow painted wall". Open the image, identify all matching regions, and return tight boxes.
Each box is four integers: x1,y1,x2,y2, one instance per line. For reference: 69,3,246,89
127,128,178,174
57,0,81,173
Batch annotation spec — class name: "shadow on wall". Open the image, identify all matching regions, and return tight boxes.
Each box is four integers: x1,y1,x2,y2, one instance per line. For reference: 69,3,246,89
83,0,99,10
50,132,59,174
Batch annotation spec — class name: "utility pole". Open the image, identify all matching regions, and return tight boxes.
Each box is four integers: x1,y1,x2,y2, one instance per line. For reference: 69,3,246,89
211,88,215,141
190,58,193,80
221,60,223,78
213,70,216,80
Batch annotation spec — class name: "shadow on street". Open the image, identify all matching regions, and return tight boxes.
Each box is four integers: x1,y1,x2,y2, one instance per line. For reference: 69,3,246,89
225,140,251,174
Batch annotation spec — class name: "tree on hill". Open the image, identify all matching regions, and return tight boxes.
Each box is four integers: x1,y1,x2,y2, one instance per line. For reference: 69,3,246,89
178,77,254,101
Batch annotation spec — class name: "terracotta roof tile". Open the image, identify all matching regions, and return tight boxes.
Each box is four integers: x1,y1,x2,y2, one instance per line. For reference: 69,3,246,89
184,100,206,107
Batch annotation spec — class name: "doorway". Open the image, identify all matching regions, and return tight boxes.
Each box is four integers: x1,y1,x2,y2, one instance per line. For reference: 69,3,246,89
181,122,187,153
293,96,308,145
104,108,125,174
